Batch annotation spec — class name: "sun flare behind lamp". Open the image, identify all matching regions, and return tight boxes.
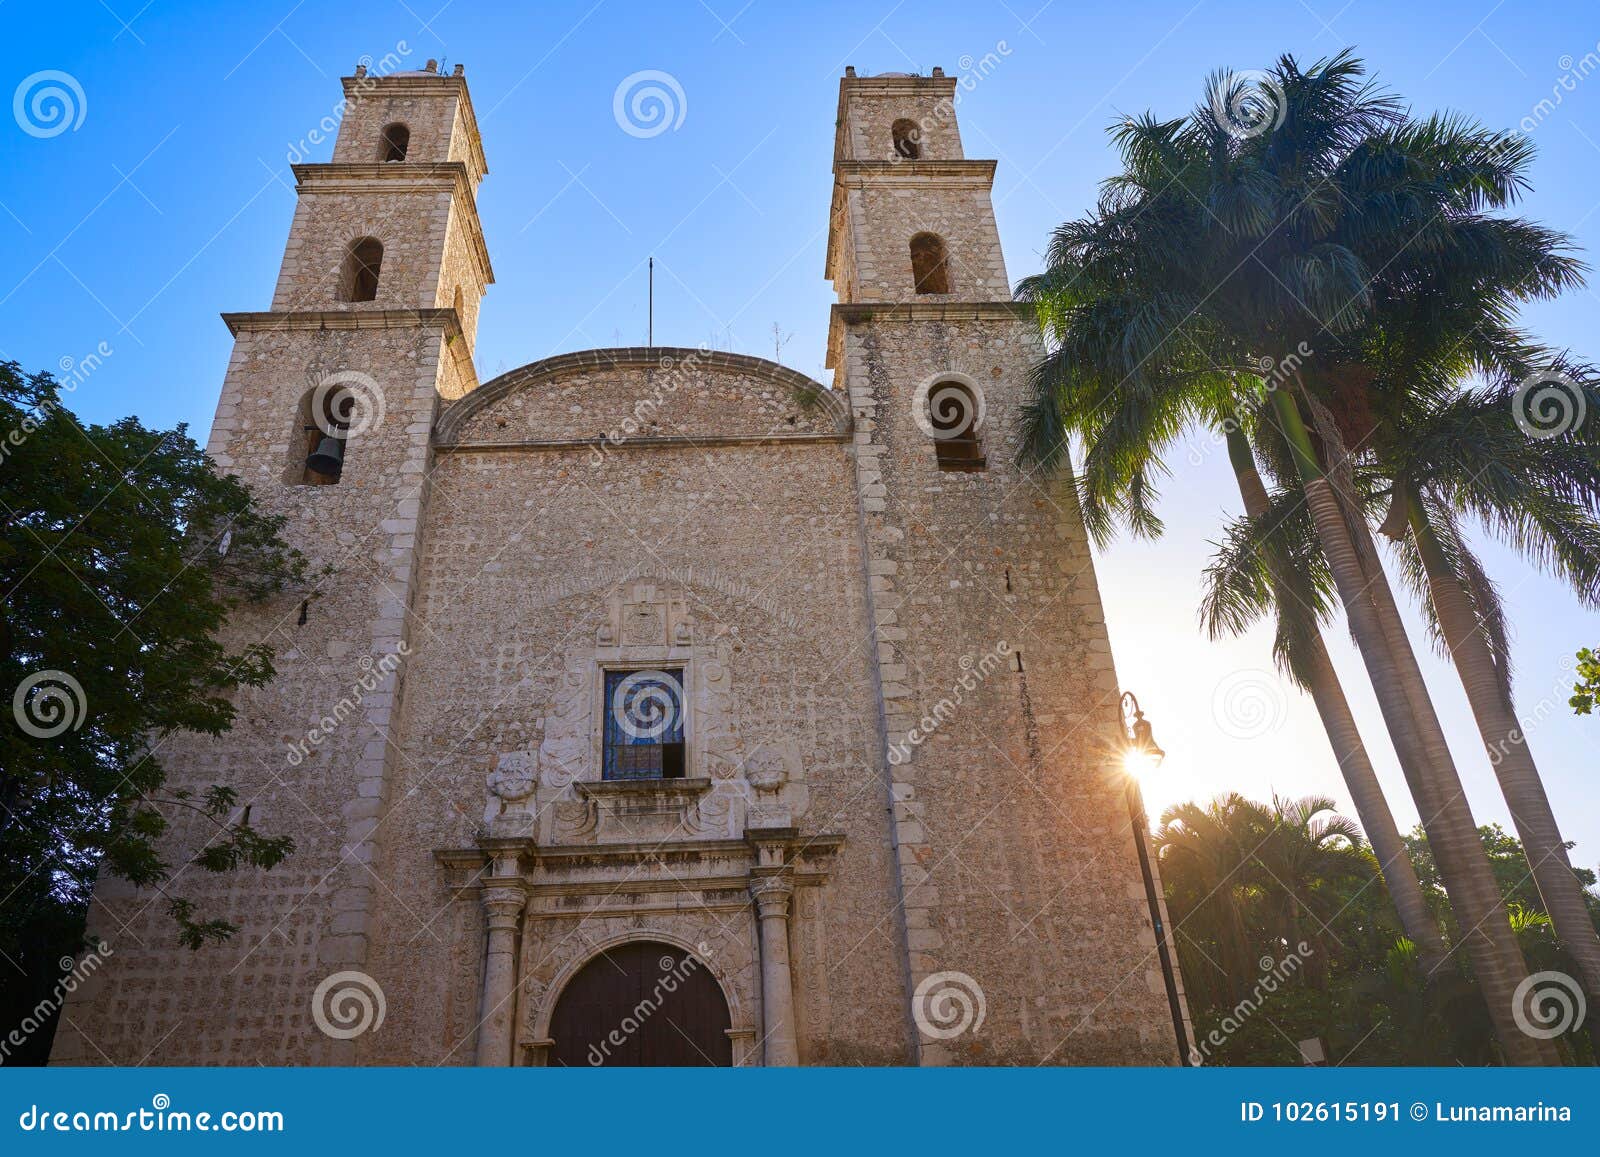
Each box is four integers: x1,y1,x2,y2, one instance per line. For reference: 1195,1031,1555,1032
1120,691,1191,1065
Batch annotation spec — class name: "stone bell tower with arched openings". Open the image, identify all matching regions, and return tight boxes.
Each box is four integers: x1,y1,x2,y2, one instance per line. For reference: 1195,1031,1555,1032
49,59,493,1065
826,67,1187,1063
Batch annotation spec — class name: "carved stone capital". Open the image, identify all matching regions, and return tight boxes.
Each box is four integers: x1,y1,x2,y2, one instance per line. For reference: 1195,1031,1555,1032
749,874,794,920
480,883,526,931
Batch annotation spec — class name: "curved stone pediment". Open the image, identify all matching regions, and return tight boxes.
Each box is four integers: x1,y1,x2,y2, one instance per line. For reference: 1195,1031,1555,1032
434,346,848,447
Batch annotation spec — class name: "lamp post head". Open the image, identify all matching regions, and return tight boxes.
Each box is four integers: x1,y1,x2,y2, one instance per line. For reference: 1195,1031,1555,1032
1119,691,1166,775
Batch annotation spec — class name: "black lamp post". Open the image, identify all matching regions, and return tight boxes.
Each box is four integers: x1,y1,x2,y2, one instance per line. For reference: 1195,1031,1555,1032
1119,691,1191,1066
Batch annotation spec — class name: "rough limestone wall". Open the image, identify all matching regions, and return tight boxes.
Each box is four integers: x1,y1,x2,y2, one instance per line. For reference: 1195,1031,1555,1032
451,355,839,443
445,99,486,186
51,324,450,1065
842,178,1009,303
332,90,457,166
436,199,485,346
271,186,455,311
844,89,966,160
842,312,1178,1065
358,426,912,1065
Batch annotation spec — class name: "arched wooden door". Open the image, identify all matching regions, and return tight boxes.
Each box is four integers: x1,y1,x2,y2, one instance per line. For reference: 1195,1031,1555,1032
547,941,732,1066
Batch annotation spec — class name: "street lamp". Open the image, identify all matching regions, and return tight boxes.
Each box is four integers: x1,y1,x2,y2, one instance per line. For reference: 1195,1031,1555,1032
1119,691,1191,1066
1120,691,1166,779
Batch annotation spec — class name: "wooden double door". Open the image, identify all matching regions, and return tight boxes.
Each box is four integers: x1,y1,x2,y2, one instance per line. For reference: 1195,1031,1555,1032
547,941,732,1066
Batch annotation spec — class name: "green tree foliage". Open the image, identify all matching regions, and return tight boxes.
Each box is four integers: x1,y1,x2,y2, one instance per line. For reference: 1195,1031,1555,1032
1,360,309,1059
1158,795,1598,1065
1403,822,1600,935
1573,647,1600,714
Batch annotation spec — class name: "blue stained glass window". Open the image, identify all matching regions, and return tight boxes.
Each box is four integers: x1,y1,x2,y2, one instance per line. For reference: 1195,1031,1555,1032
602,668,686,780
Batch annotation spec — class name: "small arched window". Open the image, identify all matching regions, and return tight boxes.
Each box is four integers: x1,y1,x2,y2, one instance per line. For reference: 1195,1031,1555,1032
452,285,465,320
928,379,985,471
340,237,383,302
378,123,409,162
294,385,358,485
892,118,921,159
910,232,950,294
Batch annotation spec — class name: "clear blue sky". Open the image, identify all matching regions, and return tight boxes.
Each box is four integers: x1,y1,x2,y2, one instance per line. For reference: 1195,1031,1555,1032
3,0,1598,867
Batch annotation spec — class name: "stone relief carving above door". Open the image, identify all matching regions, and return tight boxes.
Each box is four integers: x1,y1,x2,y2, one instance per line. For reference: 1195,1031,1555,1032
479,578,809,846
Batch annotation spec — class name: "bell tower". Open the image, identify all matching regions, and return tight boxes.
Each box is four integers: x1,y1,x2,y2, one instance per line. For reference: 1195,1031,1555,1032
828,68,1190,1064
50,60,493,1065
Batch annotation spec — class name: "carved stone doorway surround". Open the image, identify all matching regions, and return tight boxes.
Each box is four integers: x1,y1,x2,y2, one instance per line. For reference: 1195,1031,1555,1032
434,824,841,1067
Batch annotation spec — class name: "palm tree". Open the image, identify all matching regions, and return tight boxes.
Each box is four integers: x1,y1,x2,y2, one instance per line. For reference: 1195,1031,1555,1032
1207,427,1446,964
1154,794,1264,1009
1368,378,1600,1009
1155,793,1377,1001
1253,793,1375,984
1019,50,1564,1062
1212,393,1600,1005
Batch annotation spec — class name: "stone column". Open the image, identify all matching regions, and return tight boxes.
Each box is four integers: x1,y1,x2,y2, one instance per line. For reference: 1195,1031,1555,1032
475,860,526,1067
750,875,799,1066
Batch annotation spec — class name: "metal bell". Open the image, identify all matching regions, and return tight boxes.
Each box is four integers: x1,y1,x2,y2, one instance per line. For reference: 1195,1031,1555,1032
305,434,345,477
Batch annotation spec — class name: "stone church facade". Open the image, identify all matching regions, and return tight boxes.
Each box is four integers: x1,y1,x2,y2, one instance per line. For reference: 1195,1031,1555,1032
53,63,1188,1066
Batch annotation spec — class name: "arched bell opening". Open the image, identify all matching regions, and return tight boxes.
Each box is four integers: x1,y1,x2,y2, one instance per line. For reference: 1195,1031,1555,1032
291,385,358,485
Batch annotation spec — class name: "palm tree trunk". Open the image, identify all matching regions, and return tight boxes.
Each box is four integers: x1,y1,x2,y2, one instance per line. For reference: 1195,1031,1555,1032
1225,427,1446,963
1409,502,1600,1006
1271,386,1556,1065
